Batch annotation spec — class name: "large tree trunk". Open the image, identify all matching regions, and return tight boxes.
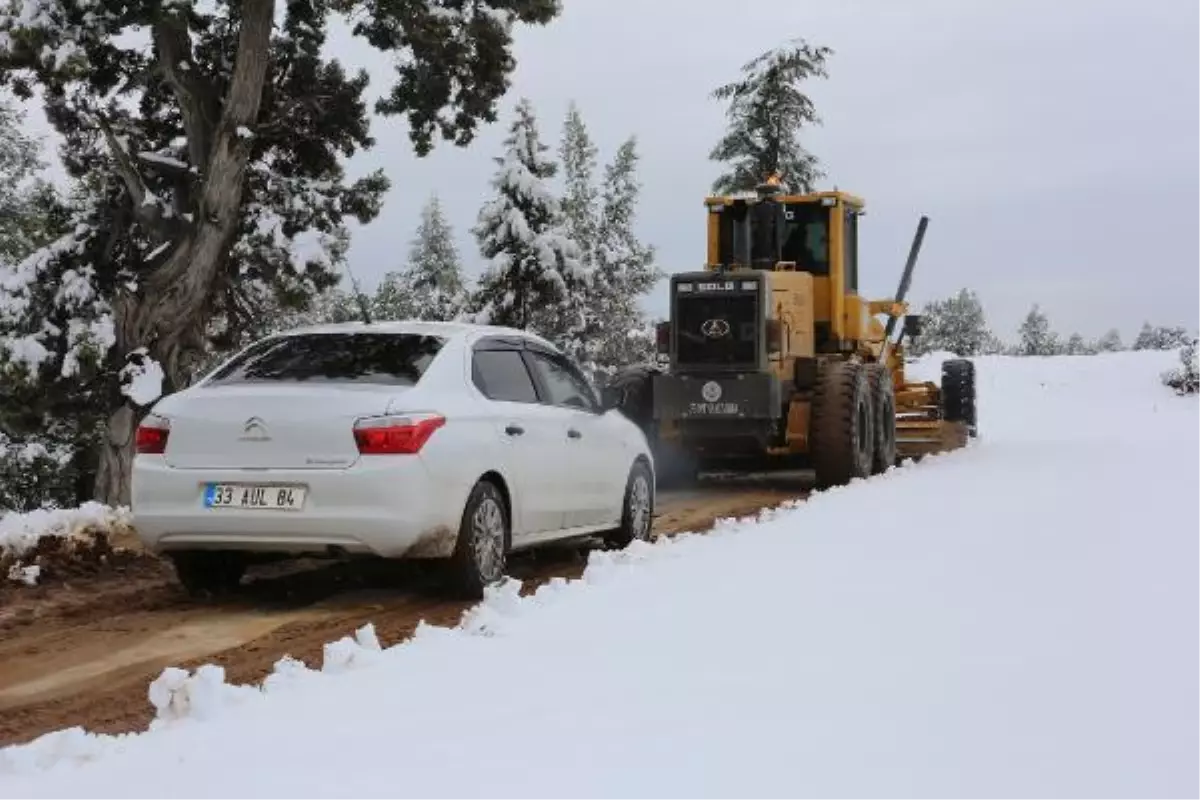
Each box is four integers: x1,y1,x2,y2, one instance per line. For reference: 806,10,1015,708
94,404,136,507
91,0,276,508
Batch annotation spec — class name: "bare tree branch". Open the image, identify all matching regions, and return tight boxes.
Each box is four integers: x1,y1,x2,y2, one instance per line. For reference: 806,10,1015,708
95,114,168,237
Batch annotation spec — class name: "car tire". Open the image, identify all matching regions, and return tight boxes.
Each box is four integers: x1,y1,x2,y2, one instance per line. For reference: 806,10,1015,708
170,551,247,597
605,460,656,549
447,479,509,600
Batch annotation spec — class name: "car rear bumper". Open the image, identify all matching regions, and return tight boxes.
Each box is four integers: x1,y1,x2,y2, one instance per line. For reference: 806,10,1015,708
131,456,465,559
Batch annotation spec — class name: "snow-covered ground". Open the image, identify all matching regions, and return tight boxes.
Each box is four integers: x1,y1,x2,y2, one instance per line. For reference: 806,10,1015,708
1,503,133,585
0,351,1196,798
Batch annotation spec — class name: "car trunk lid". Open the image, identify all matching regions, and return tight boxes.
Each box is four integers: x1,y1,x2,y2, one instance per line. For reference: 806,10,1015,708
163,384,404,470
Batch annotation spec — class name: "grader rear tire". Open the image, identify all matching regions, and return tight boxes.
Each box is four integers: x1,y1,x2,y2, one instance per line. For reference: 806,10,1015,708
865,363,897,474
811,362,875,489
941,359,978,437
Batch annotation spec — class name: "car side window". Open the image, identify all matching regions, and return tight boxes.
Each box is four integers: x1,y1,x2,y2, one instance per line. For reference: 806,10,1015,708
527,351,597,412
472,349,539,403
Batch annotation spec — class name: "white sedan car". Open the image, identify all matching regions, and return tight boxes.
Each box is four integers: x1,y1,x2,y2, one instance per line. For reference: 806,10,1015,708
132,321,656,598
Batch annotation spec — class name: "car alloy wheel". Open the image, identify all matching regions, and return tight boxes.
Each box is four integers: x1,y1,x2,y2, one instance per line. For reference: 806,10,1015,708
605,461,655,549
471,495,506,583
629,472,652,542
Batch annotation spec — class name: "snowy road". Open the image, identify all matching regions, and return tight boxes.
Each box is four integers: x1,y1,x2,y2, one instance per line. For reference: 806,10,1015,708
0,481,804,749
0,351,1196,798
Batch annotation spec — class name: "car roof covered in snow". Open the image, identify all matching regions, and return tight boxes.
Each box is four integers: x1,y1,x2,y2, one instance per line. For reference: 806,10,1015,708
276,320,559,351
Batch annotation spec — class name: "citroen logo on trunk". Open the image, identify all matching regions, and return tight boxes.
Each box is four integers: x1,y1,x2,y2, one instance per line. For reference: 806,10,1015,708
701,318,731,338
239,417,270,441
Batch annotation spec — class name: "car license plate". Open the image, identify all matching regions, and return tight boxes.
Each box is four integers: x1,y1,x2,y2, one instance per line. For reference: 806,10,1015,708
204,483,307,511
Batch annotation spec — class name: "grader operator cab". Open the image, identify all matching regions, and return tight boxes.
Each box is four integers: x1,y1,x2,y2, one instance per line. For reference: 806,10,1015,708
606,177,977,488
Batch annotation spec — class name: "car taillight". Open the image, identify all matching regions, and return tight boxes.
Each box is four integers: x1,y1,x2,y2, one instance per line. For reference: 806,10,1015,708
136,414,170,455
353,413,445,455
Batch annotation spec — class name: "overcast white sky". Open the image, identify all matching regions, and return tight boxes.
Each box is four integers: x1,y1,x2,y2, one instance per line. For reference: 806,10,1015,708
21,0,1200,341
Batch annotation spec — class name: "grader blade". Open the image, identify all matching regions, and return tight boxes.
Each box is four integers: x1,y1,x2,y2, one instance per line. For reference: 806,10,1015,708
896,418,970,459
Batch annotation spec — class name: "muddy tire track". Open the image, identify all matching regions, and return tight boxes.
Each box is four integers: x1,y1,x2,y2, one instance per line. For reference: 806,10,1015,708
0,479,808,747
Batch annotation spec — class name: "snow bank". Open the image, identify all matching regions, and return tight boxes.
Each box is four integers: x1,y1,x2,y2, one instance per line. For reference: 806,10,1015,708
0,352,1195,798
0,503,135,586
0,502,133,559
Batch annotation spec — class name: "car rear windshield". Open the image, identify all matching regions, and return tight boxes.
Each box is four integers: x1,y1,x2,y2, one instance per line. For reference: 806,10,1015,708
207,333,446,386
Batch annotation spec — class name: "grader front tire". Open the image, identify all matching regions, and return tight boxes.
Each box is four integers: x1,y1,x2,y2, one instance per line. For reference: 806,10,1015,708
811,362,875,489
865,363,898,474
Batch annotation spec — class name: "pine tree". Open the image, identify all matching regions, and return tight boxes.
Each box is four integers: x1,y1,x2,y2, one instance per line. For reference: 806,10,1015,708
709,38,833,193
585,137,661,371
0,100,96,511
470,98,585,341
1017,304,1060,356
559,102,599,271
1096,328,1124,352
909,288,993,356
0,1,561,505
375,194,466,322
1134,322,1193,351
1064,332,1095,355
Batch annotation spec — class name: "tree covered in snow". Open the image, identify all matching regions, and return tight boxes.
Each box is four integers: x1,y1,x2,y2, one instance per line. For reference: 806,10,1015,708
584,137,660,371
908,288,994,357
553,104,658,371
1017,304,1061,356
0,0,561,504
1133,322,1193,351
1095,328,1124,352
1064,332,1096,356
1161,339,1199,395
470,98,585,342
374,194,466,322
0,97,98,511
709,38,832,194
558,102,599,272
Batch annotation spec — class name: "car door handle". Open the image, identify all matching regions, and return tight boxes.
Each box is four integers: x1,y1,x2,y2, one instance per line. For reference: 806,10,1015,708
567,428,582,440
505,424,525,436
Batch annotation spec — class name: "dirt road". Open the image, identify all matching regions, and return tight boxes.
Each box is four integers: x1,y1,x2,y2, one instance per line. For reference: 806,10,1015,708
0,476,810,748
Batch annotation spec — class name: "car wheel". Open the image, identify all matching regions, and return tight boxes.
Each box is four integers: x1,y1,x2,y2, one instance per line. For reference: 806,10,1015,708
448,479,509,599
605,460,655,549
170,551,247,597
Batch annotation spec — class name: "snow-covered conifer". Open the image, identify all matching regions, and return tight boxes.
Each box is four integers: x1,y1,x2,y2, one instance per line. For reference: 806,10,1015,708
1096,328,1124,352
709,39,832,193
374,195,466,322
909,288,993,356
1017,304,1061,356
583,137,661,372
470,99,585,343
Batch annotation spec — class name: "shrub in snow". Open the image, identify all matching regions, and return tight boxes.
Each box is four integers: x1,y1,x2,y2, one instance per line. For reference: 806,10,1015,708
1161,340,1198,395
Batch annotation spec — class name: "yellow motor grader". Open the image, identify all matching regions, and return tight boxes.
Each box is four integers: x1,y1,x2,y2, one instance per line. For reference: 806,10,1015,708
605,177,977,488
